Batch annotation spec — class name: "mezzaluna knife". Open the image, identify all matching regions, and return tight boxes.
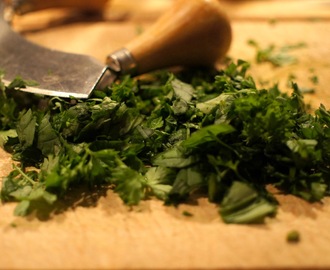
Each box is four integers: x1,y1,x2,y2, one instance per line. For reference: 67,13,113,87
0,0,231,98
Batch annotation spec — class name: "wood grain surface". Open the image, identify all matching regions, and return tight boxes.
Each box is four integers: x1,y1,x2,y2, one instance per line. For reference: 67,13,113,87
1,1,330,269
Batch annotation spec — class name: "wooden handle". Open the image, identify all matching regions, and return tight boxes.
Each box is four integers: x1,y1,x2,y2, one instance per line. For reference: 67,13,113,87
125,0,232,74
9,0,109,14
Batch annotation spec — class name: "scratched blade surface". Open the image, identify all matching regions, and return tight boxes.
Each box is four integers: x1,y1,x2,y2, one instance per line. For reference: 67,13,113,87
0,2,109,98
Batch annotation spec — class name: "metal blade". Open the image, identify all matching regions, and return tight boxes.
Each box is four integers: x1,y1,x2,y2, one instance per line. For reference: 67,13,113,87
0,2,110,99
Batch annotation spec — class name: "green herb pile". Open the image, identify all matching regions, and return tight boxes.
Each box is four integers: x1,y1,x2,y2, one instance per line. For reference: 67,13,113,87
0,60,329,223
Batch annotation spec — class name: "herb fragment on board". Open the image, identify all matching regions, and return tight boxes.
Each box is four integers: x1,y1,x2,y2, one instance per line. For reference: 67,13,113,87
182,210,193,217
247,40,307,67
309,75,319,85
0,60,329,224
287,230,301,243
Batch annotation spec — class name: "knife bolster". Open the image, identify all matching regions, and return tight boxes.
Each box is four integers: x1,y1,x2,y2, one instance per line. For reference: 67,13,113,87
106,48,137,76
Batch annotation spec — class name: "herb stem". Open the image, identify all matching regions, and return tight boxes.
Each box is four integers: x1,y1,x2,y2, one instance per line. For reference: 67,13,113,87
212,133,241,158
13,164,36,186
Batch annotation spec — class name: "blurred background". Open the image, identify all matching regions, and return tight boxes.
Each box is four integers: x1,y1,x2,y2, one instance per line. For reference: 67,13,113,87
110,0,330,20
11,0,330,25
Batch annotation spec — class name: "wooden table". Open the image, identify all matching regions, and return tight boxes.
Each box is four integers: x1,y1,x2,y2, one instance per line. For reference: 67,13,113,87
1,1,330,269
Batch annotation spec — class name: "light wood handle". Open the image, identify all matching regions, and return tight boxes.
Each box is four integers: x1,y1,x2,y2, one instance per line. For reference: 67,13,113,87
125,0,232,74
8,0,109,14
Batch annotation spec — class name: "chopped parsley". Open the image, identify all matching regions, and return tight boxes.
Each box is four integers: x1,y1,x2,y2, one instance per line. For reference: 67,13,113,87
0,61,329,224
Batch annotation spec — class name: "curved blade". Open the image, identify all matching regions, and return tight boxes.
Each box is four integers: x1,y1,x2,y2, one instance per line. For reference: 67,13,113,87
0,2,108,98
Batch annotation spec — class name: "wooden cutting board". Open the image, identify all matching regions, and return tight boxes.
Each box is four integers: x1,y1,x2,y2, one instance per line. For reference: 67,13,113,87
1,1,330,269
